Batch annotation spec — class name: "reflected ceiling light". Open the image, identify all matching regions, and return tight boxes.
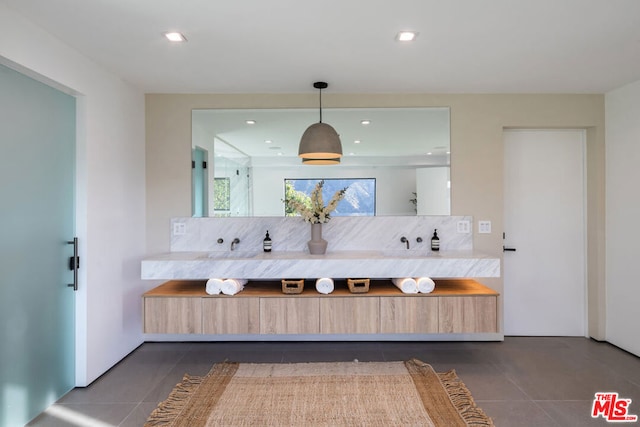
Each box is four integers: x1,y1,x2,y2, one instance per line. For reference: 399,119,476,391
396,31,418,42
354,140,361,144
361,120,371,125
298,82,342,164
264,140,272,144
163,32,187,42
246,120,256,125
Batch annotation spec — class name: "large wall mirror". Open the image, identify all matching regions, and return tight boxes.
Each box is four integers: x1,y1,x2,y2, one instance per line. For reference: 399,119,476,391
192,107,450,217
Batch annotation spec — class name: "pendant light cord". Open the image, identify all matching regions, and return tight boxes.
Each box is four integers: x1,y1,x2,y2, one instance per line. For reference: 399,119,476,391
319,87,323,123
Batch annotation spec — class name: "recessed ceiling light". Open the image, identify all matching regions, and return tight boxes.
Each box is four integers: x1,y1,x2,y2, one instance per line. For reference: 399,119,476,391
426,152,433,155
396,31,418,42
264,140,272,144
349,152,355,156
354,140,361,144
277,152,283,156
361,120,371,125
163,32,187,42
246,120,256,125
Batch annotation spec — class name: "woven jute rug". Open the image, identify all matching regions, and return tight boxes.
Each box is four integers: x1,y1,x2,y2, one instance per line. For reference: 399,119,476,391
145,358,494,426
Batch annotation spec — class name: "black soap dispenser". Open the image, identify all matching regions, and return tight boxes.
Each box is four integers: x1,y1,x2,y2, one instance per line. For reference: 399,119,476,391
263,231,272,252
431,229,440,251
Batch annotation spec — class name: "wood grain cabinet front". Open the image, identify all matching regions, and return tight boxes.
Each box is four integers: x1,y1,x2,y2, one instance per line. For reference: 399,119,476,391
144,297,202,334
379,297,439,333
260,297,320,334
438,296,497,333
202,297,260,334
320,297,379,334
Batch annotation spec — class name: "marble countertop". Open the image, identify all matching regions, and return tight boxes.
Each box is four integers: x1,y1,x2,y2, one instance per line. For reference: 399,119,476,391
141,250,500,280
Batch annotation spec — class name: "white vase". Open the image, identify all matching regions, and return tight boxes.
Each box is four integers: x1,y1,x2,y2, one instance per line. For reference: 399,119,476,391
308,223,328,255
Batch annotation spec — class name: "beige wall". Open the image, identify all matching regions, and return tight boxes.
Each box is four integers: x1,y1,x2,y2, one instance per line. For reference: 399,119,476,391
145,93,605,339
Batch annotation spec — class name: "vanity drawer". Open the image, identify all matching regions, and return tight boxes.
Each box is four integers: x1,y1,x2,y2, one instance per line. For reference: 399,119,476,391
202,297,260,334
320,297,379,334
379,297,439,334
438,296,497,333
260,297,320,334
144,297,202,334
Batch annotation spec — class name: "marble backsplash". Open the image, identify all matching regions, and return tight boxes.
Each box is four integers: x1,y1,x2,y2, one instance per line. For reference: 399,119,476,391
170,216,473,253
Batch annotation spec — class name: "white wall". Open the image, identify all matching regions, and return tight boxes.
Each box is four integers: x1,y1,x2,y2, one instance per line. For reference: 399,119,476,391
0,4,147,385
605,80,640,356
416,167,450,215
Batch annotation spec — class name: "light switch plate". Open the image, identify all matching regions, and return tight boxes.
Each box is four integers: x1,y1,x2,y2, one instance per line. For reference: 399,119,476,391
478,220,492,234
173,222,186,235
457,220,471,233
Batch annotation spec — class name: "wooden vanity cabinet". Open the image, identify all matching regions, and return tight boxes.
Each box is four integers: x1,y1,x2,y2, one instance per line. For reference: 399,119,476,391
320,297,379,334
439,296,497,333
143,297,202,334
202,297,260,334
260,298,320,334
379,297,439,333
142,279,499,336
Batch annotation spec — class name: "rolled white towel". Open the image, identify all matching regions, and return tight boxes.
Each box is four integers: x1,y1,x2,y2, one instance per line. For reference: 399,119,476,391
221,279,248,296
392,278,418,294
416,277,436,293
205,278,224,295
315,278,334,294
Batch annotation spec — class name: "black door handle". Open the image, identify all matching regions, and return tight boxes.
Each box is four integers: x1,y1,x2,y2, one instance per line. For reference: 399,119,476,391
67,237,79,291
503,246,516,252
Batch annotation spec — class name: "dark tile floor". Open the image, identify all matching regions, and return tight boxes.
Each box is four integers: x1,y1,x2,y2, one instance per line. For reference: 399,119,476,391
28,337,640,426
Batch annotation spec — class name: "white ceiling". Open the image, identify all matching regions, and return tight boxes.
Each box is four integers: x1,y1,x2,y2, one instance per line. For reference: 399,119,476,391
4,0,640,94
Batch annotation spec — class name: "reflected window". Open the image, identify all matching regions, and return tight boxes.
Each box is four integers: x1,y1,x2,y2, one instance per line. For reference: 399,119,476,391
284,178,376,217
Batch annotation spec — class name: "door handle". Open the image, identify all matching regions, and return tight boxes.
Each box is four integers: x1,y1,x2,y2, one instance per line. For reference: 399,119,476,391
67,237,79,291
503,246,516,252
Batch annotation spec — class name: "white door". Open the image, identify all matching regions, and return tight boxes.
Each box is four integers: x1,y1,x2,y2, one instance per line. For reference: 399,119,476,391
503,129,586,336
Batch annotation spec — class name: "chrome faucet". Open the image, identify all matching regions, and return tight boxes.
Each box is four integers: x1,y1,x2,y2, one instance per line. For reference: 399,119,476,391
231,238,240,251
400,236,410,249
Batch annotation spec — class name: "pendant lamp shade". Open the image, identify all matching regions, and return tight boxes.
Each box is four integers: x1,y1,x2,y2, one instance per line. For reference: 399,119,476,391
298,82,342,164
298,122,342,159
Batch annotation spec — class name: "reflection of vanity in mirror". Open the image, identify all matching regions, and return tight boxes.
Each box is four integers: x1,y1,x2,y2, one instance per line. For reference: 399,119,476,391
191,107,450,217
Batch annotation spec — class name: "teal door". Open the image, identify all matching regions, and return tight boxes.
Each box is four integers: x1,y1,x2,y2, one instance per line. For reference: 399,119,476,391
0,63,76,426
192,147,208,217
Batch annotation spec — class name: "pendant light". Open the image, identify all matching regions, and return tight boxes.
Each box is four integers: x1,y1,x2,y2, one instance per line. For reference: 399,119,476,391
298,82,342,165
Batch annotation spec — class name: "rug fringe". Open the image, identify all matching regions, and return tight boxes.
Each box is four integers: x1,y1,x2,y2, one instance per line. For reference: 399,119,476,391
144,374,204,426
438,369,495,427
